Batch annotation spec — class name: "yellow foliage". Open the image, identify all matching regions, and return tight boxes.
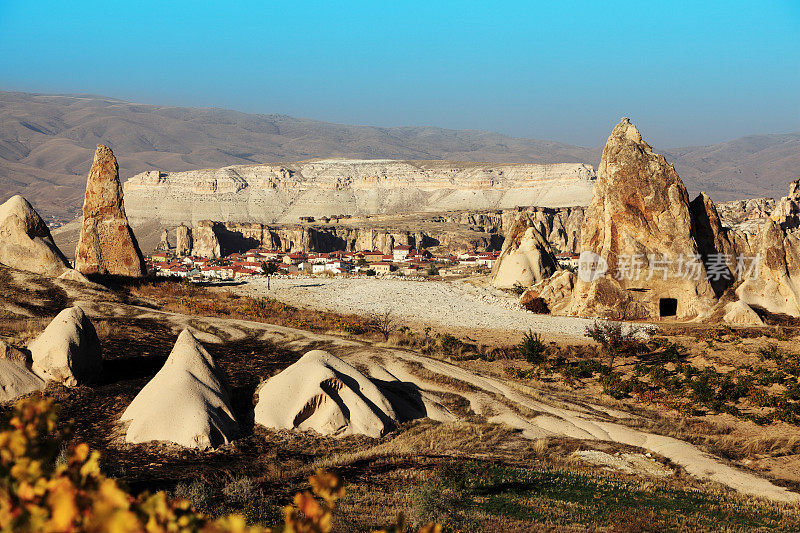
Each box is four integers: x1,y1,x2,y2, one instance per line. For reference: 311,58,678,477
0,398,441,533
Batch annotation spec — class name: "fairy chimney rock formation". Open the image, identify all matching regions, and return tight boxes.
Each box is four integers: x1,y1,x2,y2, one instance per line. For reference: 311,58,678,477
157,228,170,251
191,221,222,258
569,118,716,319
74,145,146,277
491,212,559,289
176,224,192,256
0,195,71,276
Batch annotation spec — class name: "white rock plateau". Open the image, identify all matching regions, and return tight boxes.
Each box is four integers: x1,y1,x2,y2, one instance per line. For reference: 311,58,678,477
124,159,596,225
254,350,400,438
28,306,102,386
120,330,238,449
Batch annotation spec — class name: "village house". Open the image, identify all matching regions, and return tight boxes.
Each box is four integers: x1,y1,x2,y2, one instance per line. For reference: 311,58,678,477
392,245,414,261
283,253,306,265
362,250,384,263
476,251,500,268
373,262,395,274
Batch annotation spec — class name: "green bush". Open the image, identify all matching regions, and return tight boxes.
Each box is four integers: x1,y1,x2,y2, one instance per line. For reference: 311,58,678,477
519,331,547,363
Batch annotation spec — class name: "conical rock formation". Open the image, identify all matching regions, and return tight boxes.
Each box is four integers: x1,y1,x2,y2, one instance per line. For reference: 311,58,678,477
569,118,716,319
75,145,146,277
0,359,45,402
157,228,171,251
120,330,238,449
491,212,559,289
0,195,71,276
254,350,398,438
28,306,102,386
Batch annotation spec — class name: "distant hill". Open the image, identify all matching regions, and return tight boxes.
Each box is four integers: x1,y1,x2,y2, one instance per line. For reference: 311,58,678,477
1,91,797,220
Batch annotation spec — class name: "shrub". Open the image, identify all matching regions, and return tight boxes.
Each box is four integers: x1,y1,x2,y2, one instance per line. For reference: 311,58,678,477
519,330,547,364
521,296,550,314
759,342,784,361
439,333,464,353
222,476,261,503
174,479,210,507
585,320,645,368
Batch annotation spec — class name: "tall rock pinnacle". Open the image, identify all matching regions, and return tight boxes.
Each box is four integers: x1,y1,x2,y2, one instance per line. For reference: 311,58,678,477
75,145,146,277
569,118,716,319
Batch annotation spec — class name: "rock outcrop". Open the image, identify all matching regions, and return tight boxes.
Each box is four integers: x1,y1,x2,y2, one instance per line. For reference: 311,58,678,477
771,179,800,231
120,330,238,449
0,360,45,402
74,145,146,277
191,221,222,258
569,118,717,320
157,228,170,251
491,212,559,289
520,270,575,314
254,350,398,438
735,219,800,316
124,159,597,225
0,195,71,276
723,301,764,327
175,224,192,255
28,306,102,386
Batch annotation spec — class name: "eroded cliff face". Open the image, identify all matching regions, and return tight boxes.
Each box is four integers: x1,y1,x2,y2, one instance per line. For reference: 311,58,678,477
150,205,584,257
123,159,596,225
186,220,500,257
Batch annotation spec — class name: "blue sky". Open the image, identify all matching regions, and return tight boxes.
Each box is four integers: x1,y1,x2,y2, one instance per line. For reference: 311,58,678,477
0,0,798,147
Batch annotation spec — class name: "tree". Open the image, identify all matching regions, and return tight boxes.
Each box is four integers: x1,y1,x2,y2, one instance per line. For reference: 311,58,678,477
369,308,396,341
261,261,280,290
585,320,645,370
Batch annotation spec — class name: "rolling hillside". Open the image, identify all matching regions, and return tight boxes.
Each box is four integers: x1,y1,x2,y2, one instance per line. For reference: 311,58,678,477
1,91,797,220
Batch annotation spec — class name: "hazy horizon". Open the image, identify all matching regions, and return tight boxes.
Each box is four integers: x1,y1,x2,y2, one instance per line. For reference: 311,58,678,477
1,1,798,148
3,89,799,152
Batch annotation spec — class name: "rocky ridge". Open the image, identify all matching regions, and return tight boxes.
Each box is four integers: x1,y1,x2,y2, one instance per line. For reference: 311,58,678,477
123,159,595,225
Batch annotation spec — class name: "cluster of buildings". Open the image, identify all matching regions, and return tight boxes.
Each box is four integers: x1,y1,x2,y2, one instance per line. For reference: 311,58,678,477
149,246,501,281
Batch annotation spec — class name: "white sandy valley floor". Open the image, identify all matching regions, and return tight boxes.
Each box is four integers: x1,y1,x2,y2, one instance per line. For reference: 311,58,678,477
234,276,605,342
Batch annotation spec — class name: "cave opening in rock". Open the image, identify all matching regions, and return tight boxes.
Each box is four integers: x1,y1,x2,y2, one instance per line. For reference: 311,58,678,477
659,298,678,317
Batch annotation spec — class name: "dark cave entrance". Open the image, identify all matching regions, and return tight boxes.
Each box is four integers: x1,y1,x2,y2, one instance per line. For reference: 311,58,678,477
659,298,678,317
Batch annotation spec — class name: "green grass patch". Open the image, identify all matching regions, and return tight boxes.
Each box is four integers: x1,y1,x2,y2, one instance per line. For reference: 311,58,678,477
411,462,798,531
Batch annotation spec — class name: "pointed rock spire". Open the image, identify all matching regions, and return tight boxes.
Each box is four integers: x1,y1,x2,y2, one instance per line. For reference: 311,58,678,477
569,118,716,319
75,145,146,277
